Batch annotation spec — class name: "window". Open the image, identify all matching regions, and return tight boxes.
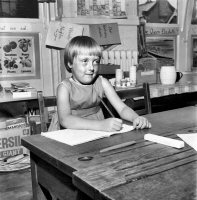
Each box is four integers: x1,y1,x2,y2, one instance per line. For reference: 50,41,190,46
0,0,39,18
146,36,175,68
138,0,178,70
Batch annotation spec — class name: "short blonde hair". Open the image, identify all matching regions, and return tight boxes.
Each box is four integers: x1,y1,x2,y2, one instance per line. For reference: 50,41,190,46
64,36,102,72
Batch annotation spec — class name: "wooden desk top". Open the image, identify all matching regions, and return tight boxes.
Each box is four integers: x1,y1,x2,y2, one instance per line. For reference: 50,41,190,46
22,106,197,200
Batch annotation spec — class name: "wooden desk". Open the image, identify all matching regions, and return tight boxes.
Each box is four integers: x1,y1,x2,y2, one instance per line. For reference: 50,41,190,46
22,106,197,200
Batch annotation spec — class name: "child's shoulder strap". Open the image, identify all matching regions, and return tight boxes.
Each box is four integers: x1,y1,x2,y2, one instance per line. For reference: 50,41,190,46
58,78,71,89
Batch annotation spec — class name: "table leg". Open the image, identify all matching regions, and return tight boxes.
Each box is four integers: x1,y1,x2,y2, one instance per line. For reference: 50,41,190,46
30,152,91,200
30,152,47,200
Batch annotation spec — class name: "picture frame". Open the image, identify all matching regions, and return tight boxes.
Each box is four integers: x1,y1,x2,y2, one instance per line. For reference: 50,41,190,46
0,32,40,80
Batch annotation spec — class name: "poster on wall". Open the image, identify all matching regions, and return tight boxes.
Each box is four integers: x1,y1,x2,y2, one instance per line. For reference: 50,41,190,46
0,32,40,80
45,22,84,48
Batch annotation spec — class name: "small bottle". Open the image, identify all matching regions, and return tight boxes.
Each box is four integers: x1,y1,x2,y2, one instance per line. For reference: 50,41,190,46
129,65,136,86
115,69,123,87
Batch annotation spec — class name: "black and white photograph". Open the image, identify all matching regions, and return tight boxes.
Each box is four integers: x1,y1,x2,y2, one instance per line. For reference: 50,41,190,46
0,1,197,200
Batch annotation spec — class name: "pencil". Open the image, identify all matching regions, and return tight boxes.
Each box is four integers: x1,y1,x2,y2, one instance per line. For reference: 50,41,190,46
100,98,115,118
100,141,136,153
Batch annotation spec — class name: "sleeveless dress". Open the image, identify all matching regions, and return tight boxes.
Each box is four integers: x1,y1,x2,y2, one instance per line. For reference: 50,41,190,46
60,75,105,120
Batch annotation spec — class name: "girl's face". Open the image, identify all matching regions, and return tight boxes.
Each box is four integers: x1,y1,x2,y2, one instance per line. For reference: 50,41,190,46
69,53,100,85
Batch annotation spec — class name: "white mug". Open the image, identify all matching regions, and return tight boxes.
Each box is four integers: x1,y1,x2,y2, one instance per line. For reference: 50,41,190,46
160,66,176,85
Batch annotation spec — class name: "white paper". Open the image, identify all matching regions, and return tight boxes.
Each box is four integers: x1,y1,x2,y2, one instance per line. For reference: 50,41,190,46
41,124,134,146
177,133,197,151
45,21,84,48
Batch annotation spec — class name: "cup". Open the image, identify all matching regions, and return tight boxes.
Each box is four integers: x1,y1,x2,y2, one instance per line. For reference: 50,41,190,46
176,72,183,82
160,66,176,85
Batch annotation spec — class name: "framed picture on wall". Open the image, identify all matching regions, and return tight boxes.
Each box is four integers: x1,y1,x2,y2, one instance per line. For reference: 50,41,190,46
145,36,175,71
0,32,40,80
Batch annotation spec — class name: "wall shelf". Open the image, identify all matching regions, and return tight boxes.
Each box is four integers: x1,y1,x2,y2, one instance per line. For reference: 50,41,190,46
62,17,139,26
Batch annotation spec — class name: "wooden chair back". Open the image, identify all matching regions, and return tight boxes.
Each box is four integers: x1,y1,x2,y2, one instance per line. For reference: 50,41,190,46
98,64,120,79
32,84,151,133
37,91,57,133
102,82,152,118
117,82,152,115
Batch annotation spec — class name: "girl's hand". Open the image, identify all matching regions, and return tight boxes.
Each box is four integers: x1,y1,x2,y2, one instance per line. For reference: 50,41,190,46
102,118,123,132
133,116,151,129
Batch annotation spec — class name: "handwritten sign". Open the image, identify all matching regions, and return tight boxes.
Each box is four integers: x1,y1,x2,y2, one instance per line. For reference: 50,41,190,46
45,22,84,48
145,27,179,36
89,23,121,46
0,23,31,32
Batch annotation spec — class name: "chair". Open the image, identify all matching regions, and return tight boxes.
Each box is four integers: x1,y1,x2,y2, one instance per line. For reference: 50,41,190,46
37,91,57,133
102,82,152,118
98,64,120,79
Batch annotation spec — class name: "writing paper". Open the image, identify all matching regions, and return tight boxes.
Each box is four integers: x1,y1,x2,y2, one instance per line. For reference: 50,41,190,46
41,124,134,146
89,23,121,46
177,133,197,151
45,21,84,48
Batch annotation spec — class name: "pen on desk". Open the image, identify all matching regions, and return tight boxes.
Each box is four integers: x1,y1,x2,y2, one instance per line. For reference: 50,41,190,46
100,141,136,153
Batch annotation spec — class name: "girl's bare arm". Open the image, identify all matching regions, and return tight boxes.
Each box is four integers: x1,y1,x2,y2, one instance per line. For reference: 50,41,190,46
57,83,122,131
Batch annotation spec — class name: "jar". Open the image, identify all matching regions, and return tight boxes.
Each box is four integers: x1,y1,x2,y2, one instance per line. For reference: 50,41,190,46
115,69,123,86
160,66,176,85
129,65,136,86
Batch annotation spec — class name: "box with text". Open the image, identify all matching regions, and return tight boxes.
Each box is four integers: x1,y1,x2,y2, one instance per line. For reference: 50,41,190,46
0,127,30,159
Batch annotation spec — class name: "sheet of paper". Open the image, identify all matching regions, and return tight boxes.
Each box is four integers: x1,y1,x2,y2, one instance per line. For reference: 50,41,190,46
177,133,197,152
89,23,121,46
41,124,134,146
45,21,84,48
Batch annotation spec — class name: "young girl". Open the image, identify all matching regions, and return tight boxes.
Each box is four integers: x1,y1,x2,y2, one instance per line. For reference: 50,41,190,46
57,36,151,131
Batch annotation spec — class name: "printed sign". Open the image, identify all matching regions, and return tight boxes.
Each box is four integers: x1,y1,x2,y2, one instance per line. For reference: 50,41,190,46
0,127,30,158
89,23,121,46
0,33,40,80
145,27,179,36
45,21,84,48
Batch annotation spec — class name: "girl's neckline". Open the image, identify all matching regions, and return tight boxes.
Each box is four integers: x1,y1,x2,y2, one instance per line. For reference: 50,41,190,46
70,77,92,87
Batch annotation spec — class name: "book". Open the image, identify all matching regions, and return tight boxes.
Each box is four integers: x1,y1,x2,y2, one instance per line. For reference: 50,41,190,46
41,124,134,146
5,86,37,98
12,91,32,98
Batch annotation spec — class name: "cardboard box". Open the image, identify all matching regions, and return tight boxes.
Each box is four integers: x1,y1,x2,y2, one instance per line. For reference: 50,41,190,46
137,57,157,85
0,126,30,159
137,69,157,85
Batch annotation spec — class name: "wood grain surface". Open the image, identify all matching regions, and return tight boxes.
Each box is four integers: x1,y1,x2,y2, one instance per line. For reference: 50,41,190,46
22,106,197,200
